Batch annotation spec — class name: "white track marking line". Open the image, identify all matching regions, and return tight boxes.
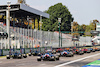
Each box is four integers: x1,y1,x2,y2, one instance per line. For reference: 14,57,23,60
54,53,100,67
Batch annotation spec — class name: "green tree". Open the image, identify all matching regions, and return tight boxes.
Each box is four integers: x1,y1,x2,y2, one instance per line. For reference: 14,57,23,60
72,21,79,31
85,23,95,33
42,3,74,31
81,24,86,31
91,19,99,30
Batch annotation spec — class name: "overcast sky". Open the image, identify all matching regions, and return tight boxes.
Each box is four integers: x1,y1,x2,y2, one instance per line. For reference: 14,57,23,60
0,0,100,25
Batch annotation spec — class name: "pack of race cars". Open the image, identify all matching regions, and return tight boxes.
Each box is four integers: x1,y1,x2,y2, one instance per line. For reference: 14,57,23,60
6,46,100,61
6,51,27,59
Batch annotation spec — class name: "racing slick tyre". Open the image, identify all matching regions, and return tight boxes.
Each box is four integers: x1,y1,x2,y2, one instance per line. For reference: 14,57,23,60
51,57,56,61
33,53,36,56
23,56,27,58
18,56,22,59
56,56,59,60
6,55,10,59
38,53,41,56
92,50,95,52
28,53,31,56
23,54,27,58
37,57,41,61
13,57,16,59
79,52,84,55
7,57,10,59
79,53,81,55
66,55,71,57
29,54,31,56
71,54,74,57
87,51,91,53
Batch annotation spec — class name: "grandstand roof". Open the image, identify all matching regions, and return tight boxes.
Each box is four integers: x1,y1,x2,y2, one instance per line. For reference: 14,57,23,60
0,4,49,18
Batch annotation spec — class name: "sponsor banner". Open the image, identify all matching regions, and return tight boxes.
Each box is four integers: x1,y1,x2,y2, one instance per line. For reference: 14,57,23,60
20,48,24,54
3,49,9,55
30,48,33,53
25,48,30,53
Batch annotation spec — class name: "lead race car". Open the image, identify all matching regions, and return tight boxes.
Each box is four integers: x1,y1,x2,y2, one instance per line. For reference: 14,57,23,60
59,50,74,57
37,50,59,61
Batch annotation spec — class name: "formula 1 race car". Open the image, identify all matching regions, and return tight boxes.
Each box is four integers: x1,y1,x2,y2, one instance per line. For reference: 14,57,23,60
66,48,76,54
52,50,56,54
94,46,100,51
56,48,63,53
88,47,95,52
28,49,33,56
37,50,59,61
75,48,84,55
32,50,41,56
83,48,91,53
69,49,76,54
28,49,41,56
6,51,27,59
46,49,56,54
60,50,74,57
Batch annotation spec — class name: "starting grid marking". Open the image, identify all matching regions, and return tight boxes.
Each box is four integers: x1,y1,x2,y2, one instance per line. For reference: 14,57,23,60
54,53,100,67
82,59,100,67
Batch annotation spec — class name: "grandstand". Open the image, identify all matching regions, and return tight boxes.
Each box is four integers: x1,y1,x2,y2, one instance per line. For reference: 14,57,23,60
0,3,49,49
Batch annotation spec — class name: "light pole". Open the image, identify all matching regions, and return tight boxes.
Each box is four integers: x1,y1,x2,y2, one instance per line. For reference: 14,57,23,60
58,18,61,47
34,29,37,48
7,1,11,49
27,16,30,48
60,21,62,47
40,15,43,47
71,22,73,46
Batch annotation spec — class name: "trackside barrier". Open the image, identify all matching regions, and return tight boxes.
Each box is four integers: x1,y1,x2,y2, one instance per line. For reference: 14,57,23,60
25,48,30,53
3,49,9,56
30,48,33,53
15,49,20,53
2,45,98,56
2,49,14,56
20,48,25,54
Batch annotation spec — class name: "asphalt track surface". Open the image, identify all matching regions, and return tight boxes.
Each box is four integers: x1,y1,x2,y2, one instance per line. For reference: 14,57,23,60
0,51,100,67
